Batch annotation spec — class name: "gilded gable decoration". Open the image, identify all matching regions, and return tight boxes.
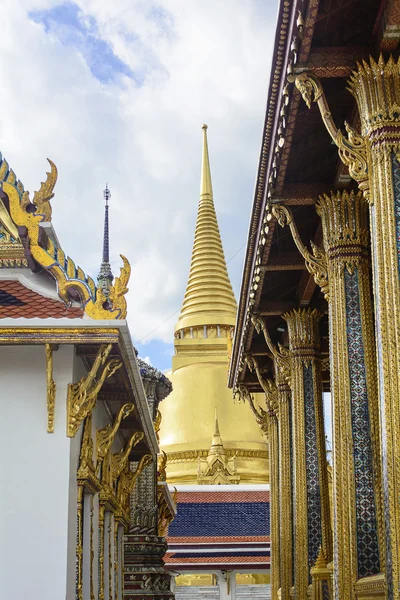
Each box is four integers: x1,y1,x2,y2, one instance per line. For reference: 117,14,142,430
0,153,130,318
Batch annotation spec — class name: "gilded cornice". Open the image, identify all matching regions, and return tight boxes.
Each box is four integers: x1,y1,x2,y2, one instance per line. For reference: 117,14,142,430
165,447,268,464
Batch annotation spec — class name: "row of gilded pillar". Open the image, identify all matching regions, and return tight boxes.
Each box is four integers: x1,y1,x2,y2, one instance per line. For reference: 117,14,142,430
237,55,400,600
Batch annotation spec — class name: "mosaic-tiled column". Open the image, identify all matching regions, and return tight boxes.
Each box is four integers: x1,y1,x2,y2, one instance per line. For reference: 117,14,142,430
347,59,400,598
296,58,400,597
283,309,332,600
316,190,383,600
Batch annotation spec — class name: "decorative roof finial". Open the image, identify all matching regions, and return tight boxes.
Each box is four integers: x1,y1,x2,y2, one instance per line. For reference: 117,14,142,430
98,183,114,296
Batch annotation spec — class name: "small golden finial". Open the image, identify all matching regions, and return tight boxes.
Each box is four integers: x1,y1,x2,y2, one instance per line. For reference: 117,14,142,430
202,123,208,130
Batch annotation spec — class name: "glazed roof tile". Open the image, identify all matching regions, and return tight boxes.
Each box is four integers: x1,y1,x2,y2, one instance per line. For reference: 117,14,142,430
176,490,269,503
167,500,270,539
0,280,84,319
168,535,269,544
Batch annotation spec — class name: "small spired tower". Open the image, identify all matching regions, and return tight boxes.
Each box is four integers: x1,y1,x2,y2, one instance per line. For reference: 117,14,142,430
159,125,268,483
97,183,114,295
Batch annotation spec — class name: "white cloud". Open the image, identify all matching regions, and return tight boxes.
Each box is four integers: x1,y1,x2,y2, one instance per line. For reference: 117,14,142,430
0,0,276,343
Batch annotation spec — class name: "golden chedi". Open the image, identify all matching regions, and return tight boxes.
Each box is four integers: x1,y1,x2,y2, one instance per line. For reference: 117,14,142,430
159,125,268,484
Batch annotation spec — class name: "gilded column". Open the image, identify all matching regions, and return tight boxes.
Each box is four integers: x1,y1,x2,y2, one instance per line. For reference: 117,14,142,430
276,370,293,599
283,309,332,600
316,190,383,599
250,316,293,600
347,59,400,598
236,375,280,600
296,58,400,596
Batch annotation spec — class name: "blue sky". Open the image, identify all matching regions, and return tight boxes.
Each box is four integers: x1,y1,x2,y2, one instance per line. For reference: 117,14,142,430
0,0,333,443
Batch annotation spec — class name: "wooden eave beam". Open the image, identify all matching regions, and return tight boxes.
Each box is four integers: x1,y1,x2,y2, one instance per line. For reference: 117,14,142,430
259,300,297,315
296,46,367,78
261,253,305,271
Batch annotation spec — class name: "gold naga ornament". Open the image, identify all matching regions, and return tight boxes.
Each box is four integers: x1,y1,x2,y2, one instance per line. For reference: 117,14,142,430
0,156,131,319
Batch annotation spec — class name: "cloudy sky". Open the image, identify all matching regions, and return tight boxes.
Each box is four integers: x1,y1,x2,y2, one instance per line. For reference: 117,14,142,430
1,0,277,369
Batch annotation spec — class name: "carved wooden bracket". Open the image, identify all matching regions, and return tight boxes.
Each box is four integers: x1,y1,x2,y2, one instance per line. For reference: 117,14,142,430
111,431,145,482
67,343,122,437
295,71,369,200
271,204,330,300
117,454,153,508
96,402,134,469
251,314,292,385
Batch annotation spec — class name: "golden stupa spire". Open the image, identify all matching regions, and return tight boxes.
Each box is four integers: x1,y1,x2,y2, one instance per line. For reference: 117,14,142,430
175,125,237,332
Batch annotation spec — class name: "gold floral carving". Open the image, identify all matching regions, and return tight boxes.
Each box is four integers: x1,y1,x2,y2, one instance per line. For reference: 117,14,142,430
2,180,130,319
45,343,56,433
96,402,134,468
272,204,329,299
295,72,369,199
99,504,105,600
117,454,153,509
76,484,84,600
90,495,95,600
67,344,122,437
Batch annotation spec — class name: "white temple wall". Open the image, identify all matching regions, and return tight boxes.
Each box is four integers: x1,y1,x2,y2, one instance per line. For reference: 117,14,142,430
0,344,75,600
0,346,127,600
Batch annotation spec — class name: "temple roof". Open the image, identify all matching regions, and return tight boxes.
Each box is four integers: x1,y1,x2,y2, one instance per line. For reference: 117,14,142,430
0,280,84,319
0,154,130,321
175,125,237,332
228,0,396,392
165,486,270,570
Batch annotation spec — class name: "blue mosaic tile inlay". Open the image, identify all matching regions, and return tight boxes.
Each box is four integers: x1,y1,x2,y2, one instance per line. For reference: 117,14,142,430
344,268,380,578
168,501,270,538
303,364,323,577
391,152,400,279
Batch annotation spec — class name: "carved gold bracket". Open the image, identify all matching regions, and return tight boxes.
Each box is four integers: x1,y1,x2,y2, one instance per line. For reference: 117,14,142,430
245,355,279,409
295,72,369,200
271,204,329,299
67,344,122,437
234,382,269,436
96,402,134,469
117,454,153,508
45,343,57,433
251,314,291,384
111,431,145,482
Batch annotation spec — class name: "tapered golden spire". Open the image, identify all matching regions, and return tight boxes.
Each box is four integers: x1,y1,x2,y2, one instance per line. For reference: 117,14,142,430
175,125,237,332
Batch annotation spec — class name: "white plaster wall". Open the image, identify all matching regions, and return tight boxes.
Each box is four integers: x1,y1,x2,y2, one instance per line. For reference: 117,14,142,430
0,344,75,600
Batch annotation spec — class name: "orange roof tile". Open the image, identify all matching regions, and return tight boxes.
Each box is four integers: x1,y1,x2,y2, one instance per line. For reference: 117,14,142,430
175,491,269,503
167,535,269,544
165,554,270,565
0,280,84,319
